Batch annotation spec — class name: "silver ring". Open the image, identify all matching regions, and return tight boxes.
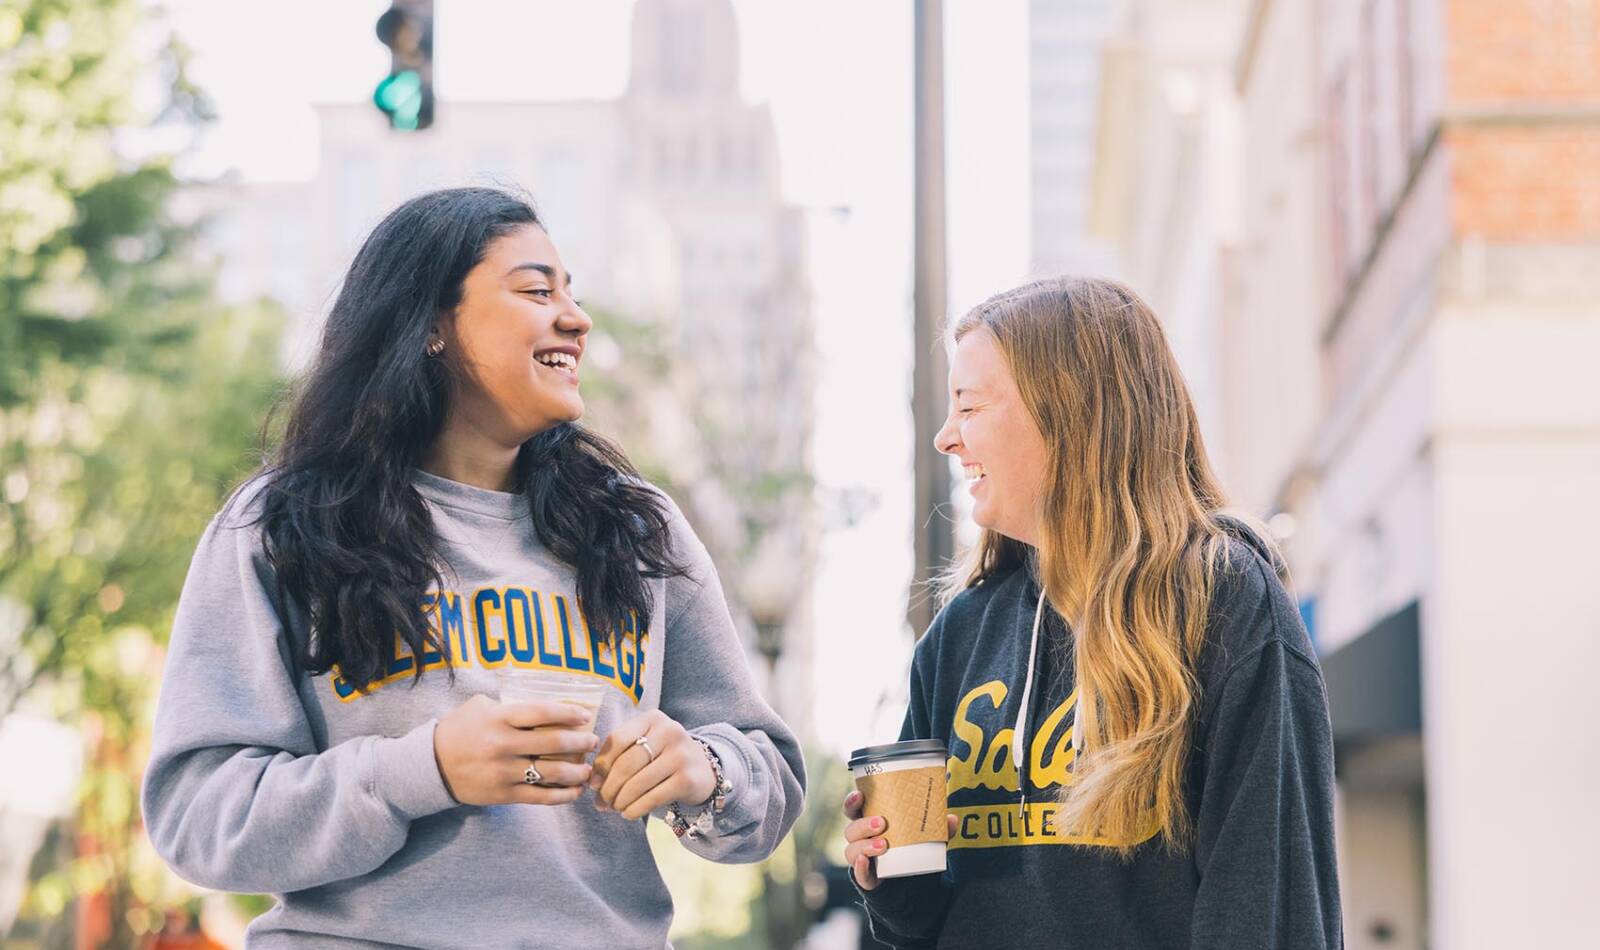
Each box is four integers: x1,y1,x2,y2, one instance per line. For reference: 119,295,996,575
523,762,543,786
634,735,657,763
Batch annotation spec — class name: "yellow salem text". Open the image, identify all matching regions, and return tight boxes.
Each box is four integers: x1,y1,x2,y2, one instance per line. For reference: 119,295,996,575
949,803,1160,850
944,679,1161,850
330,587,648,704
948,680,1079,794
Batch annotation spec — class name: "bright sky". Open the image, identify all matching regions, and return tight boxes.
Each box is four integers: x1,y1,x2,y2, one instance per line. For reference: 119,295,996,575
165,0,1032,757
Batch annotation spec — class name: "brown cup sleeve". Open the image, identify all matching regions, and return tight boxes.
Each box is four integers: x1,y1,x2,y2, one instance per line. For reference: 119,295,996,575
856,765,947,847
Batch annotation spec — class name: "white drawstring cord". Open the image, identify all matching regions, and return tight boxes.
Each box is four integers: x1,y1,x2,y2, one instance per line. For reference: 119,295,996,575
1013,589,1046,818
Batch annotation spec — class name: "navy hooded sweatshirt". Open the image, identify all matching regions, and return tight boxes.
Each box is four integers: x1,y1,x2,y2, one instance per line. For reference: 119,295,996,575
858,529,1343,949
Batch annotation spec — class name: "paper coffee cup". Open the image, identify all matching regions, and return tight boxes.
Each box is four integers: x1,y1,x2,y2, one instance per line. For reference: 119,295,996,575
496,669,604,765
848,739,949,879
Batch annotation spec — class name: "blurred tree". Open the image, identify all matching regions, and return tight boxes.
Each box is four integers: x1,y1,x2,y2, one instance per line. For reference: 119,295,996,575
585,312,839,950
0,0,213,407
757,748,851,950
0,0,286,945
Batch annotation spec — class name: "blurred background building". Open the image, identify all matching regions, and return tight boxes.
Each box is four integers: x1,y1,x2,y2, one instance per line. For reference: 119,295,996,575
1029,0,1121,278
1094,1,1600,947
1090,0,1246,468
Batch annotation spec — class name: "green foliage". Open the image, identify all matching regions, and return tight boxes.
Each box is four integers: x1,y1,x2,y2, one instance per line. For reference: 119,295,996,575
574,306,678,487
642,748,855,950
0,0,279,716
0,0,214,407
0,0,288,943
758,750,853,949
1,304,285,714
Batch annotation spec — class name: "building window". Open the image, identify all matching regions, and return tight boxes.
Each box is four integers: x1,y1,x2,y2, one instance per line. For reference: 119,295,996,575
1360,0,1381,235
1396,0,1415,168
1326,70,1352,289
683,137,701,181
403,154,444,199
745,138,763,178
474,148,517,185
655,136,672,180
336,150,377,250
659,11,703,95
537,149,582,236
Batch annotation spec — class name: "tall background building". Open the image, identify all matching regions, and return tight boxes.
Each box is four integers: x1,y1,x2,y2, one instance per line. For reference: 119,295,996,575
1029,0,1121,279
1088,0,1247,466
1093,1,1600,947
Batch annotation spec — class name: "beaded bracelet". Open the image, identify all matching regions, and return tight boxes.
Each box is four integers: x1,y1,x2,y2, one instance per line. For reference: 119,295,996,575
664,737,732,840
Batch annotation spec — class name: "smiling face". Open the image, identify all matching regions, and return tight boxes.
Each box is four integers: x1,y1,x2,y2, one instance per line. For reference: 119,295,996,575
436,225,593,445
934,328,1051,546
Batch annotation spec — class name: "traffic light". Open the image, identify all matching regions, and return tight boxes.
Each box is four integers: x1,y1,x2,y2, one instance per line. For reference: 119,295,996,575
374,1,434,131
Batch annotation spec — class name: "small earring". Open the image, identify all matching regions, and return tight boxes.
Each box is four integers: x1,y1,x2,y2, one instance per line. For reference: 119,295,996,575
425,337,445,358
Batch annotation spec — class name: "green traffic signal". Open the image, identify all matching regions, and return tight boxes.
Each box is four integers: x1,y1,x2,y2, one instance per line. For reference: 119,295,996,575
374,69,425,131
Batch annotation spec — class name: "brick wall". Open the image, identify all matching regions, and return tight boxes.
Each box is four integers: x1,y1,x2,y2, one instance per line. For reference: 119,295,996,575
1446,0,1600,105
1313,0,1600,404
1448,123,1600,239
1444,0,1600,241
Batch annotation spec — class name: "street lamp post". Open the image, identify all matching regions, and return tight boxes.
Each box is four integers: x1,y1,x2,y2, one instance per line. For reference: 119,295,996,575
910,0,954,638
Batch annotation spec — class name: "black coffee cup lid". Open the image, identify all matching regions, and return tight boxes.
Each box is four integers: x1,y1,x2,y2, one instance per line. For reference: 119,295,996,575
848,739,947,770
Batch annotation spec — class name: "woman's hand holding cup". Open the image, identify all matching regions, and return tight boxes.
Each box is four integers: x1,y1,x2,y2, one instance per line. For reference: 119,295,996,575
589,709,716,820
432,693,598,806
842,790,959,890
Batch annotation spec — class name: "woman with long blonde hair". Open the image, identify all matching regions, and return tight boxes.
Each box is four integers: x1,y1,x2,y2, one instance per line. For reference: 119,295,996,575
843,277,1341,947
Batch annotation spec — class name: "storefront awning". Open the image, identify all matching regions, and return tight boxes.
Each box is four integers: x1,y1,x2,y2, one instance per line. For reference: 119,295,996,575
1321,600,1422,744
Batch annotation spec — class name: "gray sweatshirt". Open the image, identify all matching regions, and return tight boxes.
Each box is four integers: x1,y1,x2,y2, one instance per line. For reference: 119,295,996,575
141,470,806,949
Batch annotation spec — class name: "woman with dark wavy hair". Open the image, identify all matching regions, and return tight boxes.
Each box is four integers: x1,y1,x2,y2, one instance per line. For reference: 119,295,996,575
141,187,805,948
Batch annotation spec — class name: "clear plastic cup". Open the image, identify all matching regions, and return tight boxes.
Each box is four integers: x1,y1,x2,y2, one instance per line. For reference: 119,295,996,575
496,668,606,764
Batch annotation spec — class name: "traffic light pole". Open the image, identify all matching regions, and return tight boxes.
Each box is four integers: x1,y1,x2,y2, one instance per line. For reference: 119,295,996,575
909,0,954,638
374,0,435,131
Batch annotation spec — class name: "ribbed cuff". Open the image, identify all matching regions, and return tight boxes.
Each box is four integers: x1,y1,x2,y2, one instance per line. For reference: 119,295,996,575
856,871,947,943
691,723,765,837
371,719,459,823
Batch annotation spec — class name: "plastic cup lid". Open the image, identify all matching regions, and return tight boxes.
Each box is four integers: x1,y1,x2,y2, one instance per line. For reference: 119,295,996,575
847,739,948,770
